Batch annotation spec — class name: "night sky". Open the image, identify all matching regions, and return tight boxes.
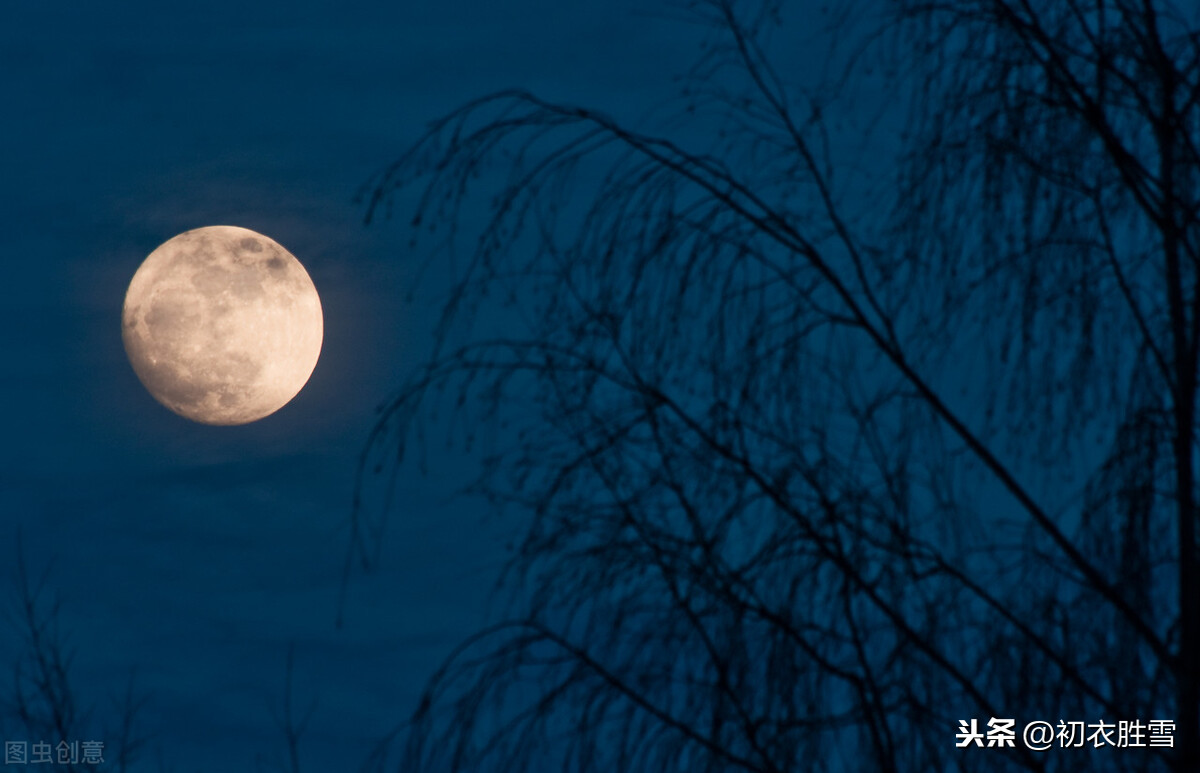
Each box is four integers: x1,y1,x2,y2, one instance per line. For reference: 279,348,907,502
1,2,695,769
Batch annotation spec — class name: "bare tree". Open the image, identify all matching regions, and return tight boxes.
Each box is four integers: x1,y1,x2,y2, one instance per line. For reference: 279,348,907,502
255,644,318,773
353,0,1200,770
3,541,154,772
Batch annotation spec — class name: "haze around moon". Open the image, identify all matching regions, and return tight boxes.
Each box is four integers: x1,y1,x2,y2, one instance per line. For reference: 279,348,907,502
122,226,323,425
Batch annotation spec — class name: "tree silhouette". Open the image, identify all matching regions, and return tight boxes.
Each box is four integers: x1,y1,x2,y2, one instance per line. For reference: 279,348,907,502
354,0,1200,770
2,542,154,773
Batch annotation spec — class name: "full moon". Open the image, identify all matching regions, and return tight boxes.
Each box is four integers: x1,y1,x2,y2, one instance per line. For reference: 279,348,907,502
122,226,323,425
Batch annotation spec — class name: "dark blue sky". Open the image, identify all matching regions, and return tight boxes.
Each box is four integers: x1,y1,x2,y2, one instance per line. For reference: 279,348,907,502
1,2,694,769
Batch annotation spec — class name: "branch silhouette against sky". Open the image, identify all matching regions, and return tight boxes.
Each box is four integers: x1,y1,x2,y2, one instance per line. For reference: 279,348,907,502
352,0,1200,771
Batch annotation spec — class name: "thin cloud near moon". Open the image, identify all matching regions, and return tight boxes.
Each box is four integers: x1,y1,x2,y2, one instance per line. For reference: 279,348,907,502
122,226,323,425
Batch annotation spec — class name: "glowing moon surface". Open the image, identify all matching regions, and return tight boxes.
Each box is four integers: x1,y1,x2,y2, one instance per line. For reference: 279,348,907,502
122,226,323,425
